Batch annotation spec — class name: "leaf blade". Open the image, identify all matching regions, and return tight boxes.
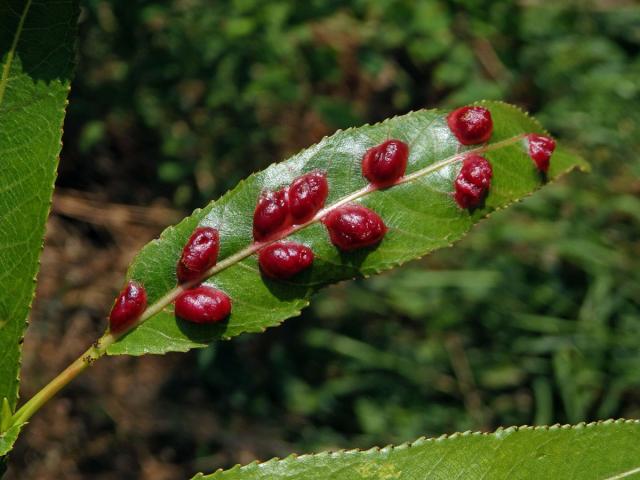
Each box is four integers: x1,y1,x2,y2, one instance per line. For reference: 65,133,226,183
0,0,79,409
108,101,587,356
193,420,640,480
0,421,23,457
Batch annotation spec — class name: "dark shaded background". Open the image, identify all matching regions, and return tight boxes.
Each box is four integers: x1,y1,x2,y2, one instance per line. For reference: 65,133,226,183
8,0,640,478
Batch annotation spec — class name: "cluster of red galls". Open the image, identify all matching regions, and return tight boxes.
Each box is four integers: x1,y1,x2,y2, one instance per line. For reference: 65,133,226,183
108,105,556,334
447,106,555,208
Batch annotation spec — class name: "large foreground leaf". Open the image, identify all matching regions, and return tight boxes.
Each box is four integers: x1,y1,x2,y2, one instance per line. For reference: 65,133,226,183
108,101,587,356
0,0,78,417
194,419,640,480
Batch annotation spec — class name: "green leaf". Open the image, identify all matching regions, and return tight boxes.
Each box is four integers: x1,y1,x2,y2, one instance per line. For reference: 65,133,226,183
0,0,79,410
108,101,588,356
0,422,23,457
193,420,640,480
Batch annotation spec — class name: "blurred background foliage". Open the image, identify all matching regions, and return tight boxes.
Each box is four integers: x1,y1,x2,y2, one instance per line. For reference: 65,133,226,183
16,0,640,478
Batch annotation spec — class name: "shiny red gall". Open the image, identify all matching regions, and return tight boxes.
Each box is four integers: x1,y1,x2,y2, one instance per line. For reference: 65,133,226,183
288,171,329,223
527,134,556,173
253,188,290,241
323,204,387,251
454,154,493,210
175,285,232,324
109,280,147,333
258,241,314,279
447,106,493,145
362,139,409,187
177,226,220,283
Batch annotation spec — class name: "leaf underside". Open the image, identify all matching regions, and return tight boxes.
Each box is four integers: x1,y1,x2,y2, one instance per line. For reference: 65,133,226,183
0,0,78,413
108,101,587,356
194,420,640,480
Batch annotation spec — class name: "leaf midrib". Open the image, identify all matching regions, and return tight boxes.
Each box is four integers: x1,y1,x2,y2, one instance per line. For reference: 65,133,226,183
109,133,525,343
604,466,640,480
0,0,33,109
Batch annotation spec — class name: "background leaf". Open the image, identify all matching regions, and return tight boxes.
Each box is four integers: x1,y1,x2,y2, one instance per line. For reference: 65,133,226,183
194,419,640,480
0,0,78,413
107,101,587,356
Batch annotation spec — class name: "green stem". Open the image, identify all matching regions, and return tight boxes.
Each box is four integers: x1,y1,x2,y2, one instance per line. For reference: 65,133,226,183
11,333,115,426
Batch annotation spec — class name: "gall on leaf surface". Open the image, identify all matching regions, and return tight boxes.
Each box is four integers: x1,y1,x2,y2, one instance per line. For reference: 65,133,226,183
107,101,588,356
258,242,314,280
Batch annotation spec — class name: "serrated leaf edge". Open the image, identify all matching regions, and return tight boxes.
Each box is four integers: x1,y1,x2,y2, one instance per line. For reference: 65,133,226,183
194,418,640,478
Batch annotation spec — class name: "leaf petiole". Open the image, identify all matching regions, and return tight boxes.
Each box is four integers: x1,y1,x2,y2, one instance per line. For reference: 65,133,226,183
10,333,115,427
